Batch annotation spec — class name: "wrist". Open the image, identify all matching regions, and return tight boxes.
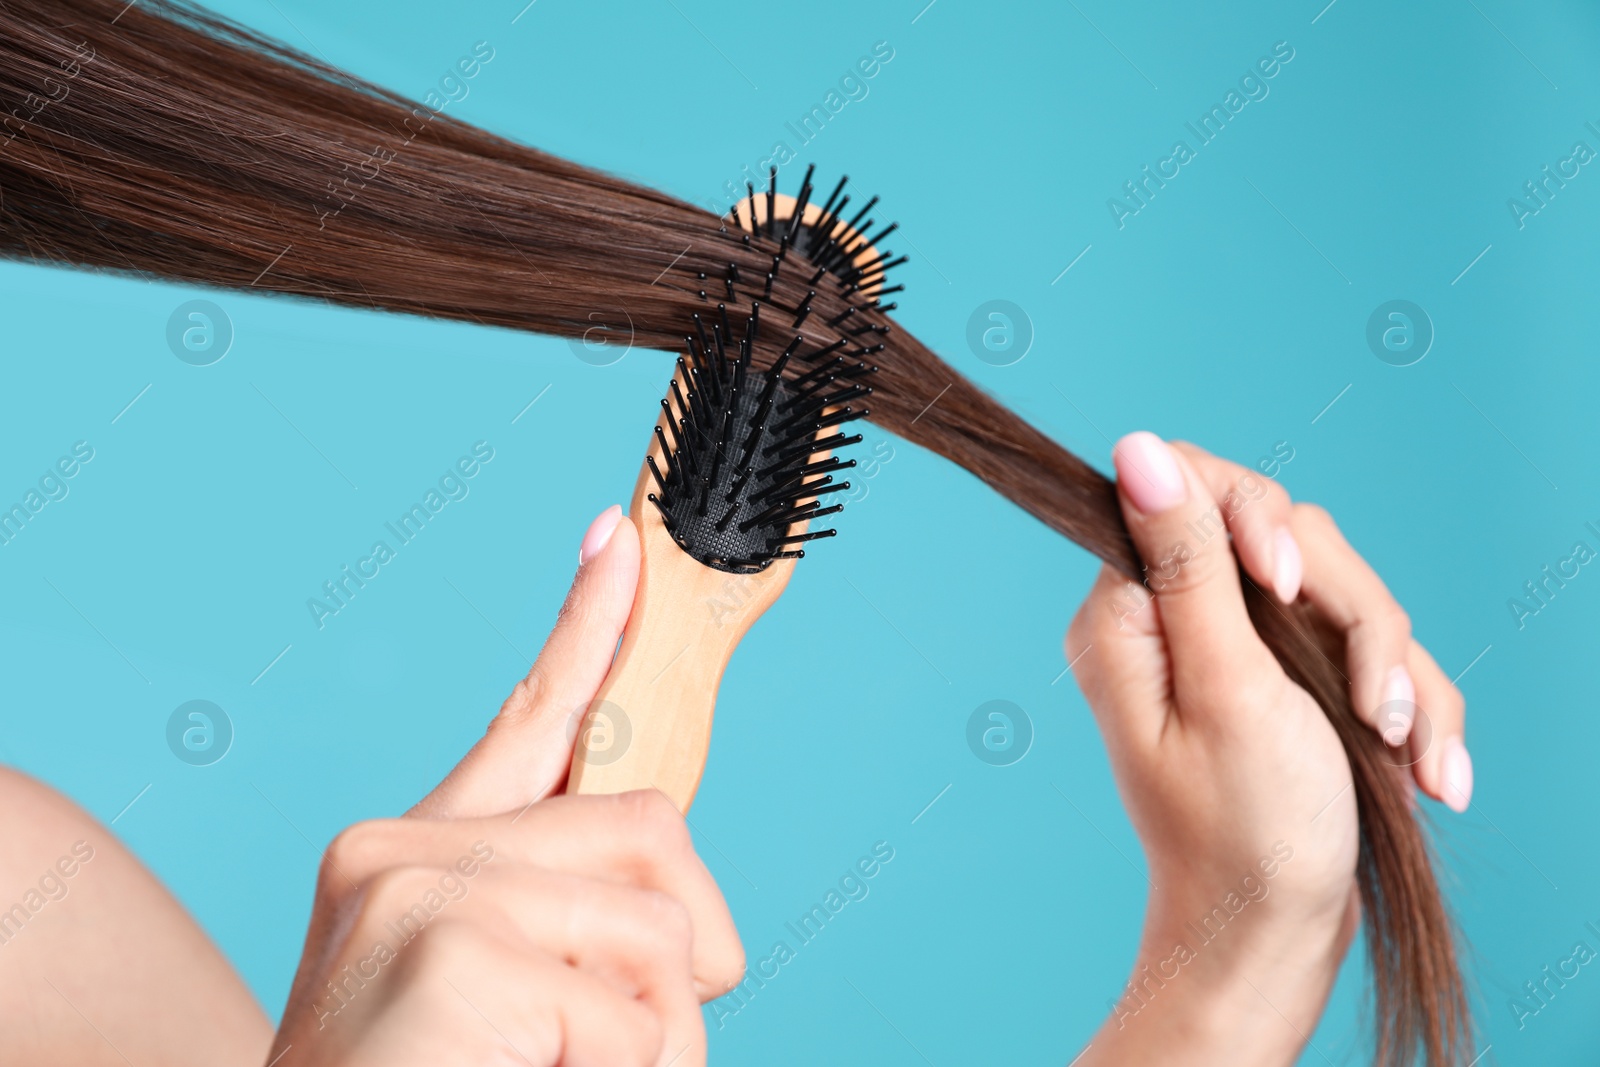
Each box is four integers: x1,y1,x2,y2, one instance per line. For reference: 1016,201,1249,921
1081,890,1355,1067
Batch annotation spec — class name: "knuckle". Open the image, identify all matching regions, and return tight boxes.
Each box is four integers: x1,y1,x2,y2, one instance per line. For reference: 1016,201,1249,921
403,918,496,976
1067,569,1146,653
554,586,600,631
1221,471,1267,516
705,931,746,993
1384,604,1412,641
1145,535,1231,600
619,788,689,847
635,888,695,952
1357,604,1411,646
1432,682,1466,722
1260,477,1293,516
1294,501,1336,534
361,865,441,919
323,819,400,888
1167,439,1209,468
1064,609,1094,663
497,669,548,725
499,671,544,723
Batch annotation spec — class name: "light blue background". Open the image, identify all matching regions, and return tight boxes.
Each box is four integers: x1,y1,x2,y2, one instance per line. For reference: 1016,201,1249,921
1,0,1596,1062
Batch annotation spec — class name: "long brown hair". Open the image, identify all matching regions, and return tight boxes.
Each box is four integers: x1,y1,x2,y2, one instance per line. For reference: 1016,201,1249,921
0,0,1467,1060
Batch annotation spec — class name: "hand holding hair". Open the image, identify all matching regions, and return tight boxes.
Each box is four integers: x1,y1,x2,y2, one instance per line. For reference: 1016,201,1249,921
1067,435,1468,1066
271,509,744,1067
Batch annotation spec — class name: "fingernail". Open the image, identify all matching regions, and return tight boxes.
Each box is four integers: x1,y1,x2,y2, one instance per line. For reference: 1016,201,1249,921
1114,432,1187,515
1380,665,1415,746
579,504,623,564
1272,527,1303,604
1441,737,1473,813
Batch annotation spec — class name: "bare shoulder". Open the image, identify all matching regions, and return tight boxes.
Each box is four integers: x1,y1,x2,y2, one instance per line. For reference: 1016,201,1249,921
0,766,273,1067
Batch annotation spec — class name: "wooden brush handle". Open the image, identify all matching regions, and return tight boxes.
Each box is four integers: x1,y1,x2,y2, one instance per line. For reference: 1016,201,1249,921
570,201,880,811
565,397,799,812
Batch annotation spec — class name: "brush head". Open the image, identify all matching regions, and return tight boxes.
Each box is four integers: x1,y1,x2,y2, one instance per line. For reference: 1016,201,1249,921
647,302,876,574
721,164,907,300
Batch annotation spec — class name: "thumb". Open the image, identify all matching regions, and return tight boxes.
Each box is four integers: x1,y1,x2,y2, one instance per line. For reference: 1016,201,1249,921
410,505,641,819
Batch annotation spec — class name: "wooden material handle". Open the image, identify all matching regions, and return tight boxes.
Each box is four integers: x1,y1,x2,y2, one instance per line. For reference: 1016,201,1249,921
569,200,882,811
565,388,799,812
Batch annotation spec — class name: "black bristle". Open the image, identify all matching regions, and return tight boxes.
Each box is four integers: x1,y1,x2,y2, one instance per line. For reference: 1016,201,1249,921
766,167,777,238
792,291,815,328
651,302,874,573
647,168,903,572
814,175,847,231
843,196,879,237
647,454,669,496
771,529,837,546
796,338,847,364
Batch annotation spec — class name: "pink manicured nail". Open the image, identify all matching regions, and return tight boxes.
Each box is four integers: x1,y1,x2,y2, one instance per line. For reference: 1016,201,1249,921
1441,737,1473,813
1272,527,1303,604
1380,665,1415,746
1114,432,1187,514
578,504,623,564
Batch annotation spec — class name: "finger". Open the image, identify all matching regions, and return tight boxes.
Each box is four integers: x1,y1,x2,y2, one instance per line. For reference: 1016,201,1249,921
380,922,666,1067
325,791,745,1000
353,865,703,1065
1169,441,1301,604
1064,564,1173,750
1405,639,1471,812
1112,432,1277,711
1290,504,1420,749
483,871,705,1067
414,506,642,819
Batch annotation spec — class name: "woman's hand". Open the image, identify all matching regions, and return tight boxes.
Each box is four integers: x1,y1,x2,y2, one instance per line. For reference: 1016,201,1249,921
1067,434,1469,1066
268,506,745,1067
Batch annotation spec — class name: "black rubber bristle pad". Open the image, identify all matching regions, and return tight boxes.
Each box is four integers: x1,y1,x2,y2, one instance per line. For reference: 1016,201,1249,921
656,166,899,572
651,364,852,574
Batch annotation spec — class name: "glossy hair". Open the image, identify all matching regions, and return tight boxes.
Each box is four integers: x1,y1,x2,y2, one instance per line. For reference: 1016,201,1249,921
0,0,1467,1060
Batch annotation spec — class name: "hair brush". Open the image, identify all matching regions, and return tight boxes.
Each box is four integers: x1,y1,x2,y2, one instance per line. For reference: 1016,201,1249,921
567,177,894,810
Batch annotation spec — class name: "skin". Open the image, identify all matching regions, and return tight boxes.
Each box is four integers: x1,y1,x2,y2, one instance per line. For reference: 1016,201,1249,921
1071,434,1468,1066
0,767,274,1067
0,506,744,1067
270,504,743,1067
0,442,1467,1065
